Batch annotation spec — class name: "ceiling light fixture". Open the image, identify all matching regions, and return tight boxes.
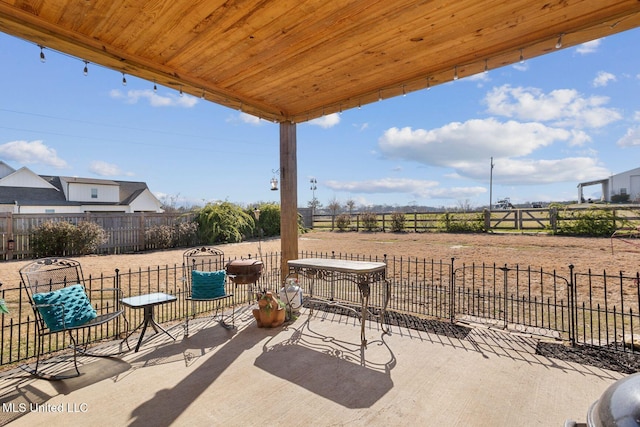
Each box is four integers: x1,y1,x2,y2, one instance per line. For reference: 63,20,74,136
453,65,458,80
83,61,89,76
555,34,563,49
201,89,205,99
39,45,46,63
426,76,430,90
519,49,525,64
153,80,157,92
402,85,406,97
179,85,183,97
378,90,382,101
484,59,489,74
121,72,127,86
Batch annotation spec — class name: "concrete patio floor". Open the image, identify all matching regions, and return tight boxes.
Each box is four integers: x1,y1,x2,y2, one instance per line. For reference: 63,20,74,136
0,306,625,426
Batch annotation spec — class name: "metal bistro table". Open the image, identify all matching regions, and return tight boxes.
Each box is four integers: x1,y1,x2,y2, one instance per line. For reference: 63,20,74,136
288,258,391,346
121,292,177,352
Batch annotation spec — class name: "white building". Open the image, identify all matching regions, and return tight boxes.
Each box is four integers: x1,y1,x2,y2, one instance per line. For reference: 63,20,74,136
0,162,163,213
577,167,640,203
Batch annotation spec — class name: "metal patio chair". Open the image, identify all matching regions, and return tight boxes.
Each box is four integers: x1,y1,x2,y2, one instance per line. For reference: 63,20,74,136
19,257,128,380
183,247,235,336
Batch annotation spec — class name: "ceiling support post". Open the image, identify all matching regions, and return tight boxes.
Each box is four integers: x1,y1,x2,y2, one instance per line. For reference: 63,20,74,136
279,121,298,284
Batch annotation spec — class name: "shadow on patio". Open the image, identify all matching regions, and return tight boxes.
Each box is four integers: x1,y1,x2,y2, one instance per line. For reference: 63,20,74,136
0,306,625,427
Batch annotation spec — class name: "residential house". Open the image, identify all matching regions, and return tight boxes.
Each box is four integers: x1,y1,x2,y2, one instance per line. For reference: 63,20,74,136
0,161,163,213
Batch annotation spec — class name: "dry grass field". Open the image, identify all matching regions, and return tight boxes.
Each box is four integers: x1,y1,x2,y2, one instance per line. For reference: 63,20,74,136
1,230,639,284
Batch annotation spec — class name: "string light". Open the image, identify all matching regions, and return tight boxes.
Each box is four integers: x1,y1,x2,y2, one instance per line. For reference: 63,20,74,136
555,34,563,49
484,59,489,74
83,61,88,76
39,45,46,63
153,80,157,92
402,84,406,97
201,89,205,99
121,72,127,86
179,85,183,96
453,65,458,80
519,49,524,64
378,90,382,101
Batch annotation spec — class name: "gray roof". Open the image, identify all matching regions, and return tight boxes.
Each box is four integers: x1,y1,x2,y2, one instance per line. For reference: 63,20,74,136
0,176,152,207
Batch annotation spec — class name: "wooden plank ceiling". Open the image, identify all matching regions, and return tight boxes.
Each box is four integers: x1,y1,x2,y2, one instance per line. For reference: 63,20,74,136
1,0,640,123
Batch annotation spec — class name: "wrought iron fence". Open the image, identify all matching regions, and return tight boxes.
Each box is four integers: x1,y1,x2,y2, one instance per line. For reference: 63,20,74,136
1,250,640,368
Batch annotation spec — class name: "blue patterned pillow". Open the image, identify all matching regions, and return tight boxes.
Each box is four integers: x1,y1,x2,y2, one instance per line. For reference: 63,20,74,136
32,284,97,332
191,270,226,299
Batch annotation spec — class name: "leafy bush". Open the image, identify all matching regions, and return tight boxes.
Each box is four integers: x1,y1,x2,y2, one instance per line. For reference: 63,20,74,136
31,220,107,257
611,193,630,203
253,203,281,237
174,221,198,247
73,221,108,255
440,212,484,233
336,214,351,231
390,212,406,232
196,202,254,244
360,212,378,231
557,208,622,237
145,224,174,249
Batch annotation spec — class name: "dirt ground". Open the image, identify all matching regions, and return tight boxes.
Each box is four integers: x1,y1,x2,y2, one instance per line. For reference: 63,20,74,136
2,230,640,284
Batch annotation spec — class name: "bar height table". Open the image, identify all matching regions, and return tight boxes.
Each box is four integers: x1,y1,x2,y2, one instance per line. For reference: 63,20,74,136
287,258,390,346
121,292,177,352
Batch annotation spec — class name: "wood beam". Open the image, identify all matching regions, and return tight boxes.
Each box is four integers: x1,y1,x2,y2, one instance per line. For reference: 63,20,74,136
279,121,298,283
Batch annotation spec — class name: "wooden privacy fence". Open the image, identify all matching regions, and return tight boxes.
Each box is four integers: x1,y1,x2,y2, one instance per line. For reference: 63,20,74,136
0,212,195,260
312,206,640,232
1,251,640,367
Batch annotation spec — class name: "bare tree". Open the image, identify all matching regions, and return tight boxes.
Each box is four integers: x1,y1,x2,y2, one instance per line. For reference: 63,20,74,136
345,199,356,216
327,197,341,230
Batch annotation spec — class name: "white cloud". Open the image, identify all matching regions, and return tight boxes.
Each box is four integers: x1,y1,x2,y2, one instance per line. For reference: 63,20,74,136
379,119,580,166
485,85,621,128
377,119,608,186
239,113,262,125
576,39,601,55
308,113,341,129
617,126,640,147
89,161,134,177
324,177,486,200
109,89,198,108
592,71,616,87
0,140,68,168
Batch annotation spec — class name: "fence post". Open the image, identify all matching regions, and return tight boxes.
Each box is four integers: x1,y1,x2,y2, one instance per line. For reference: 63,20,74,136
450,257,455,323
483,209,490,231
550,207,558,233
568,264,576,347
500,264,510,329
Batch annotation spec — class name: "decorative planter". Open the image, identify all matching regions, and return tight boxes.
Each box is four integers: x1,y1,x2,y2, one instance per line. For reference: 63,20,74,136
252,292,285,328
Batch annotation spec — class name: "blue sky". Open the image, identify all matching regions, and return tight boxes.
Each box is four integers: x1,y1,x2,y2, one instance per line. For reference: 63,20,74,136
1,28,639,210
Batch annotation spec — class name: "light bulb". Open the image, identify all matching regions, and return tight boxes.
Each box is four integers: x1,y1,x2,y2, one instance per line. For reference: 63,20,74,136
122,73,127,86
39,46,46,63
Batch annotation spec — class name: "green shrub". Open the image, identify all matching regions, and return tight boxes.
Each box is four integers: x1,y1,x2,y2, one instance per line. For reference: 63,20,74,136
360,212,378,231
253,203,281,237
557,208,622,237
336,214,351,231
611,193,630,203
196,202,254,244
390,212,406,232
31,220,107,257
440,212,485,233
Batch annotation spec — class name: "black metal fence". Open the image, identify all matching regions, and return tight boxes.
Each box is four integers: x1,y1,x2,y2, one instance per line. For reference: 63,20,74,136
2,251,640,368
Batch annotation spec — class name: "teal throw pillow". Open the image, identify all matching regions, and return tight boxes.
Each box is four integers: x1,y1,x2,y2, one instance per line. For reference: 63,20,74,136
32,284,97,332
191,270,227,299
